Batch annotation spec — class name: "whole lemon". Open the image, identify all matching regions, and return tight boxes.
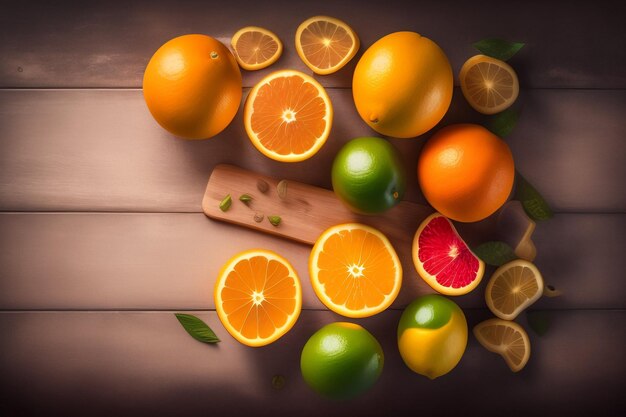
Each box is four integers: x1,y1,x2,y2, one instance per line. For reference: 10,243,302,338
332,137,406,214
352,32,453,138
418,124,515,222
397,294,467,379
143,34,242,140
301,322,384,399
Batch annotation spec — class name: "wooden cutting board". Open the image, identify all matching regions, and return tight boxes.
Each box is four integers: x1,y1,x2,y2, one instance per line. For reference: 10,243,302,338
202,164,433,249
202,164,535,258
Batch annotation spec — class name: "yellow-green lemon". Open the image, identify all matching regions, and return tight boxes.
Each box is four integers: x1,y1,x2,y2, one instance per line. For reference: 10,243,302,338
397,294,467,379
352,31,453,138
301,322,384,399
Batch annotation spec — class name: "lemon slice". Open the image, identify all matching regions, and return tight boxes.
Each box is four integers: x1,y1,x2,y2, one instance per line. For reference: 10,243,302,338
485,259,544,320
231,26,283,71
459,54,519,115
473,318,530,372
295,16,360,75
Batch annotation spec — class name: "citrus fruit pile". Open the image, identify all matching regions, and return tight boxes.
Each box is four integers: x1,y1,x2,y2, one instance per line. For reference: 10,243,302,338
142,15,554,399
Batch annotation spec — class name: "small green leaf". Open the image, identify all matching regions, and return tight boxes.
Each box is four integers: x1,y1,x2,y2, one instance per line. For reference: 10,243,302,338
526,311,551,336
515,172,553,221
268,215,281,226
175,313,220,344
473,241,517,266
473,38,525,61
239,194,253,205
488,108,519,137
219,194,232,212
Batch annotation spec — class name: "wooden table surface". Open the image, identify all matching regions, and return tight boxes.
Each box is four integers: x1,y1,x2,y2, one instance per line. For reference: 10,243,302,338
1,1,624,416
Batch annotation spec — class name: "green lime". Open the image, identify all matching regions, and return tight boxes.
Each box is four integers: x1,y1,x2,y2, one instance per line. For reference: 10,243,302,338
300,322,384,399
332,137,406,214
397,294,467,379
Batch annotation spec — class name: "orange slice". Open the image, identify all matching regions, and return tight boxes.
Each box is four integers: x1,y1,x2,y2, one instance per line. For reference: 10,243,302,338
244,69,333,162
459,54,519,115
214,249,302,347
231,26,283,71
309,223,402,318
473,318,530,372
295,16,360,75
485,259,544,321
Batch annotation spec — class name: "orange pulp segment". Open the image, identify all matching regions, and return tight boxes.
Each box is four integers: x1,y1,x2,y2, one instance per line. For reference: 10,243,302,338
295,16,360,75
231,26,283,70
244,69,333,162
309,223,402,318
215,249,302,347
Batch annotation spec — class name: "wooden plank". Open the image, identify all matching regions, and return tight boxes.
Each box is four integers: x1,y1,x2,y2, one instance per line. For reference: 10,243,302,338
0,310,623,417
0,89,624,213
1,213,623,310
1,1,624,88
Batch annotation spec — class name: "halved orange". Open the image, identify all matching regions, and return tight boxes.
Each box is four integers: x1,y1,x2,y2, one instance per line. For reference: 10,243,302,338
244,69,333,162
473,318,530,372
295,16,360,75
214,249,302,347
485,259,544,321
309,223,402,318
231,26,283,71
459,54,519,115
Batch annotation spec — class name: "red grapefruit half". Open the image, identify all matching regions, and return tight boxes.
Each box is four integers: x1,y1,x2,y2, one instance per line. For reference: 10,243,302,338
412,213,485,296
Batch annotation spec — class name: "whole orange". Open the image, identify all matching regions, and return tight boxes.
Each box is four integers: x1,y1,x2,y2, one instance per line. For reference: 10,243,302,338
418,124,515,222
143,34,242,139
352,32,453,138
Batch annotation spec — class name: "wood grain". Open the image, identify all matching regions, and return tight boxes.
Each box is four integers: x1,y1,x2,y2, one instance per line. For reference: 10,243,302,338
1,310,624,417
1,0,624,89
1,213,623,310
1,89,624,213
203,164,433,245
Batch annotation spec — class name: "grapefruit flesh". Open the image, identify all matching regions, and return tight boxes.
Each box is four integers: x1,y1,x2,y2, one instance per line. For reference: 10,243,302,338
412,213,485,296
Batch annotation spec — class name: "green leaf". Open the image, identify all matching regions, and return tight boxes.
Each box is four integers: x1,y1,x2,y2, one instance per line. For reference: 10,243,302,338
488,108,519,137
526,311,551,336
219,194,232,212
473,38,525,61
175,313,220,344
473,241,517,266
515,172,554,221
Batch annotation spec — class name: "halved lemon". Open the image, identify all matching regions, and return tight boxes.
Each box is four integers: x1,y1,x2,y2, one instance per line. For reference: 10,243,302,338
309,223,402,318
295,16,360,75
244,69,333,162
459,54,519,115
214,249,302,347
231,26,283,71
485,259,544,321
473,318,530,372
